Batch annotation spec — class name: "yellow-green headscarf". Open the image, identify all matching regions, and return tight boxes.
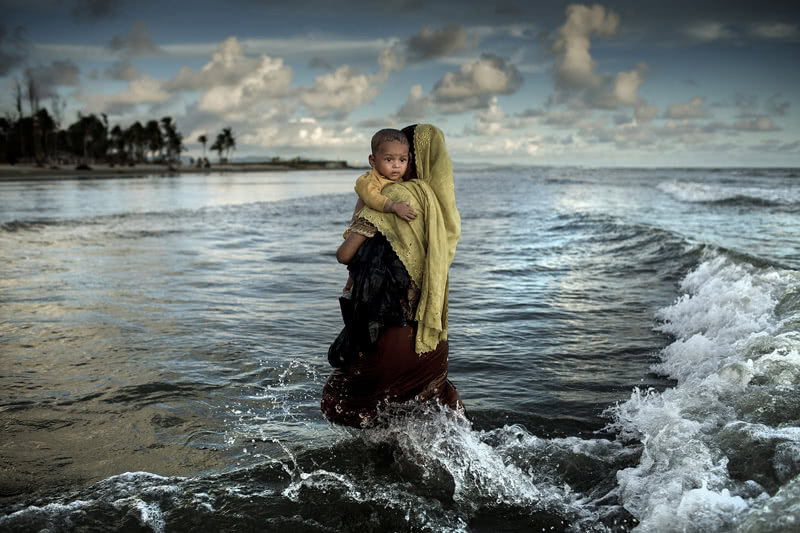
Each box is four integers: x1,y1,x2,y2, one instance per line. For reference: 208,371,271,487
358,124,461,354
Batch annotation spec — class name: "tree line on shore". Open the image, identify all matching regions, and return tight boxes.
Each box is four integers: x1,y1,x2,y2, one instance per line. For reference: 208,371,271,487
0,81,235,168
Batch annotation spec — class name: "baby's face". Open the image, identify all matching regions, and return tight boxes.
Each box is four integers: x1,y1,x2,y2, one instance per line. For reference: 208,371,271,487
369,140,409,181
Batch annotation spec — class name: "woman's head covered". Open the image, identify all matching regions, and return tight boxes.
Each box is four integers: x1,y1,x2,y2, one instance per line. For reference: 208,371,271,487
401,125,417,181
357,124,461,353
408,125,456,220
401,124,460,262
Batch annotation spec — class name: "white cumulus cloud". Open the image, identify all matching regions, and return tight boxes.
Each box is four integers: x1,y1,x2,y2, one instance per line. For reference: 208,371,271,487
548,5,650,112
105,59,140,81
748,23,799,40
406,24,468,61
683,22,735,42
241,117,366,151
163,37,292,121
82,74,169,114
635,104,659,122
378,47,405,73
395,83,432,121
614,63,647,107
733,117,780,132
458,135,541,156
470,96,507,136
553,4,619,89
432,53,522,112
166,37,292,94
301,65,378,119
665,96,707,119
197,57,292,117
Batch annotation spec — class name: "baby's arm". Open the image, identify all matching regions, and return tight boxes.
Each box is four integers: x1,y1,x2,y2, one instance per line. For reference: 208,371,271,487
388,201,416,221
354,172,416,221
355,173,391,212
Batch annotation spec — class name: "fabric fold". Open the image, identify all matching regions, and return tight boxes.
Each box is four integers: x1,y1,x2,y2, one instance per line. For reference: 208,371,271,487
357,124,461,354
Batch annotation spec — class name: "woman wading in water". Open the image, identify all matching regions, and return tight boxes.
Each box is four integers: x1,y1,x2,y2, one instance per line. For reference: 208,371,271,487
321,124,463,428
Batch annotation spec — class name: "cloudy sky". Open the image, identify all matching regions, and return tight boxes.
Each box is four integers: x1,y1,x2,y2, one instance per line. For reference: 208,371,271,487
2,0,799,166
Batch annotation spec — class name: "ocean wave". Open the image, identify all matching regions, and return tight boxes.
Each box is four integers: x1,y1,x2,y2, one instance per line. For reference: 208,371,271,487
0,215,191,244
656,180,797,207
0,409,629,532
0,194,347,238
0,219,63,232
605,250,800,531
0,212,156,234
548,214,704,280
0,472,177,533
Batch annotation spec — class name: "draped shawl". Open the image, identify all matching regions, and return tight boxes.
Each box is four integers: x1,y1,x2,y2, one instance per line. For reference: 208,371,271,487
357,124,461,353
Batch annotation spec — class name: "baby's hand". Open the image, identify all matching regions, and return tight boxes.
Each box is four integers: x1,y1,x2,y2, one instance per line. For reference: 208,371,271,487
391,201,416,221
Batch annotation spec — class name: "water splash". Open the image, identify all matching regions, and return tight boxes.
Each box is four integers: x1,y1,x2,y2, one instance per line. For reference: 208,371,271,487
0,472,180,533
606,251,800,531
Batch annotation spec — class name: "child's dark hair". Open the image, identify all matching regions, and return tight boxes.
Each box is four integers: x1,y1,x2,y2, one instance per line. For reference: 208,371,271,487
371,128,409,155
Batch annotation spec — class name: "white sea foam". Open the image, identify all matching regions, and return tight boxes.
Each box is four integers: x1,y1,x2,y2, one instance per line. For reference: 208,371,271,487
733,473,800,532
360,406,620,531
607,252,800,532
283,405,621,531
651,256,783,385
134,501,166,533
656,180,797,204
0,472,182,532
281,255,798,532
0,500,92,530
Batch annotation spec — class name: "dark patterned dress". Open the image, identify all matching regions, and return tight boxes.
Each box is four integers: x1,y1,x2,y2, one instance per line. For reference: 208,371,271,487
322,232,461,428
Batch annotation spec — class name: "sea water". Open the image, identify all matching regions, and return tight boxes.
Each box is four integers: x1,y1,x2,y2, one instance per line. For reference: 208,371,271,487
0,167,798,532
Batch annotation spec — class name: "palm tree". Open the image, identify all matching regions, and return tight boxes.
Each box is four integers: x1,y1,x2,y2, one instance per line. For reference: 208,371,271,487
50,95,66,164
145,120,163,162
67,113,108,164
34,108,54,164
160,117,183,164
211,132,225,164
221,127,235,162
125,121,146,164
109,125,124,164
14,79,24,159
198,134,207,160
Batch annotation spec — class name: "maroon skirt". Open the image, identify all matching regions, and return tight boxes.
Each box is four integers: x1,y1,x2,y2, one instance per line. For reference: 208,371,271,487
321,325,461,428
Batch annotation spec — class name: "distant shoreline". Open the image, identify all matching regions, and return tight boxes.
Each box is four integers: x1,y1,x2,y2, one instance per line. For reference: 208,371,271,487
0,161,363,181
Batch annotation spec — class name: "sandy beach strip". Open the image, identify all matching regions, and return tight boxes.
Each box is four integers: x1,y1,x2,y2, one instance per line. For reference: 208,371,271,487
0,161,358,181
